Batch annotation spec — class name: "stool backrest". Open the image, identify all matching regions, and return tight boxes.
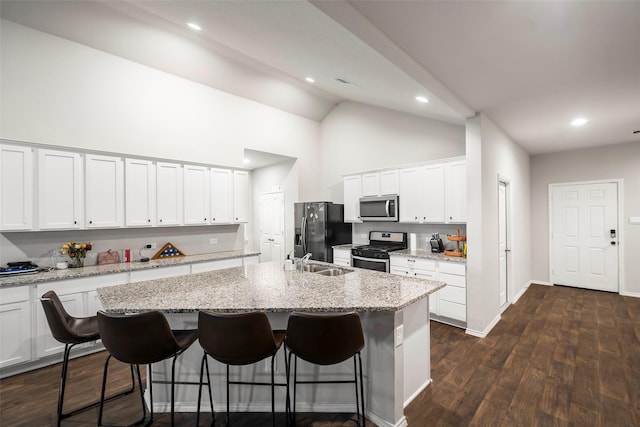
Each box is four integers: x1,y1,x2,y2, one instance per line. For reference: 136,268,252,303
97,311,182,365
198,311,278,365
286,312,364,365
40,290,80,344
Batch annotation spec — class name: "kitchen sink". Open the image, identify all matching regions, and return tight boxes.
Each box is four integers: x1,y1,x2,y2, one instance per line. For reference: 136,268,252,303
303,264,330,273
303,264,354,276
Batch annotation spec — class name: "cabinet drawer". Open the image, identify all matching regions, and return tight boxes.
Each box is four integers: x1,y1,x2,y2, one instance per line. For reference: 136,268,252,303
334,257,351,267
439,261,465,276
439,300,466,322
439,272,466,288
391,256,436,271
414,270,437,280
439,285,466,304
390,267,409,276
0,286,30,304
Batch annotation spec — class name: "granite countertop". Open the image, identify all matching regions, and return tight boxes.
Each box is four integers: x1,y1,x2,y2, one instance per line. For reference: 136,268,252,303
0,250,260,288
390,249,467,264
98,260,446,314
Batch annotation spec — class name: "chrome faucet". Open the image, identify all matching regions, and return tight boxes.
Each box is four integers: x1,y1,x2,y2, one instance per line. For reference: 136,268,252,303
298,253,312,272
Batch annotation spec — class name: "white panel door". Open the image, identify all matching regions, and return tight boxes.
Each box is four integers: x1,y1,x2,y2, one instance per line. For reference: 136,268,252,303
379,169,399,195
0,144,34,230
85,154,124,228
259,191,284,263
38,149,83,229
498,181,508,308
361,173,380,197
233,170,249,223
210,168,233,224
445,160,467,223
125,159,155,227
551,182,619,292
422,164,445,223
183,165,210,225
156,162,183,226
343,175,362,222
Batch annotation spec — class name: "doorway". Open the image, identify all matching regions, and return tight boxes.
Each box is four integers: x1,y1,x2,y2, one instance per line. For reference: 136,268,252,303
259,191,285,263
550,181,619,292
498,179,510,312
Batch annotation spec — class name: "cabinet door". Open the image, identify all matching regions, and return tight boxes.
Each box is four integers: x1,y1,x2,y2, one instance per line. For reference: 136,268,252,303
398,167,421,223
36,292,84,358
0,144,34,230
361,173,380,197
379,170,399,195
445,160,467,223
38,149,83,229
210,168,233,224
156,162,183,226
343,175,362,222
125,158,155,227
85,154,124,228
0,287,32,369
183,165,210,225
233,170,249,223
422,164,445,223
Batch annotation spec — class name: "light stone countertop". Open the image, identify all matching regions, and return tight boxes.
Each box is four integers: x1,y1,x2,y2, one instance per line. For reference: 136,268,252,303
0,250,260,288
391,249,467,264
98,260,446,314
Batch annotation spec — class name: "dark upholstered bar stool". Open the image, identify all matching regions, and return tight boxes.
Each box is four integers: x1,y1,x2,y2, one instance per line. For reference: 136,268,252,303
39,291,135,427
97,310,198,427
196,311,287,427
285,312,366,427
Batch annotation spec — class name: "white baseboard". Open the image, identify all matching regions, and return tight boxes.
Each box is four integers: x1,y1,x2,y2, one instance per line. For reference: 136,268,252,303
620,291,640,298
404,378,431,408
465,313,501,338
530,280,552,286
511,283,530,304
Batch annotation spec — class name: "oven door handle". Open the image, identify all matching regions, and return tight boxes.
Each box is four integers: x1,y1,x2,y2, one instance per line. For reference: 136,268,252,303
352,255,388,264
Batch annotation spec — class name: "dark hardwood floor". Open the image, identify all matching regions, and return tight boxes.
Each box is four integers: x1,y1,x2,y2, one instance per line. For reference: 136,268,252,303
1,284,638,426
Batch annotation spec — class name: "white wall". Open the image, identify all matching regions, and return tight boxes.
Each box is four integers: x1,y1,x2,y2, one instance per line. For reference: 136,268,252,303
530,141,640,295
319,101,465,201
466,114,531,336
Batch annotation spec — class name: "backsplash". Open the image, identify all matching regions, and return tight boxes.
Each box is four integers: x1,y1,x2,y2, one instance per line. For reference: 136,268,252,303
0,225,244,267
352,222,467,251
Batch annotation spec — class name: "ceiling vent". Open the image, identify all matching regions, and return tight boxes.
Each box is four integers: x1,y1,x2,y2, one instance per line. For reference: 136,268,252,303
335,77,355,85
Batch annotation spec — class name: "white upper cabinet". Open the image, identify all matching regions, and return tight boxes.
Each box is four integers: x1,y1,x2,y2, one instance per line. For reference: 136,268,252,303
379,170,399,195
232,170,249,223
343,174,362,222
422,164,445,223
183,165,210,225
85,154,124,228
0,144,34,230
38,149,83,230
445,160,467,223
361,170,399,197
156,162,183,226
210,168,233,224
399,167,422,223
361,173,380,197
125,158,155,227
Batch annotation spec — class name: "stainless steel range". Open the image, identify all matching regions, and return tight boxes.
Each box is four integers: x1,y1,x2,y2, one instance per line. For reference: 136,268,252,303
351,231,407,273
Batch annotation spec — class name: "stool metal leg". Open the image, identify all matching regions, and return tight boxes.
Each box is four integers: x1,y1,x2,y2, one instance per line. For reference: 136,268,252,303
358,352,365,427
98,358,150,427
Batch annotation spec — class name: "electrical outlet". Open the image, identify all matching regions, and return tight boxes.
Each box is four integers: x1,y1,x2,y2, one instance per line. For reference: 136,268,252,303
209,238,218,245
396,325,404,347
145,242,157,249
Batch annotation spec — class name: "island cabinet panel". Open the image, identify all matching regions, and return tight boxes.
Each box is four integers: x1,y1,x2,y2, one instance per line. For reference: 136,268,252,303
156,162,183,226
343,174,362,222
125,158,155,227
0,144,34,231
129,265,191,283
333,248,351,267
210,168,233,224
191,258,242,274
38,149,83,230
85,154,124,228
0,286,31,369
183,164,210,225
232,170,249,223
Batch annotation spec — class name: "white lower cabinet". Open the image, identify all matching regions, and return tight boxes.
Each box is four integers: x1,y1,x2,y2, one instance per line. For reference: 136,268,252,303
332,248,352,267
390,256,466,326
0,287,32,369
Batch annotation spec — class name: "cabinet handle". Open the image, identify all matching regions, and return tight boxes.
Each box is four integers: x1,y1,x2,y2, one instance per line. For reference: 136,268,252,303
212,218,216,221
89,220,93,224
73,220,77,225
159,219,163,223
204,218,207,221
147,219,151,223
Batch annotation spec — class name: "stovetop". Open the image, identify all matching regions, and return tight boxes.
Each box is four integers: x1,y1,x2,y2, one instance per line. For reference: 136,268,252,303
351,231,407,259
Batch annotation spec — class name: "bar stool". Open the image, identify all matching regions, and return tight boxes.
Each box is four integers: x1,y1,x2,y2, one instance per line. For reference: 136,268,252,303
285,312,366,427
96,310,198,427
39,291,135,427
196,310,287,427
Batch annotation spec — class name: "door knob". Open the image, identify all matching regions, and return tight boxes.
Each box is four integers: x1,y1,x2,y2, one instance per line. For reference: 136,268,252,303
611,241,617,245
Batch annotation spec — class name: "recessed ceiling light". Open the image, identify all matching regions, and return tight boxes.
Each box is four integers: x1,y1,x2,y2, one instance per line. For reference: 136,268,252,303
571,117,588,127
305,77,315,83
187,22,202,31
415,96,429,104
242,158,250,165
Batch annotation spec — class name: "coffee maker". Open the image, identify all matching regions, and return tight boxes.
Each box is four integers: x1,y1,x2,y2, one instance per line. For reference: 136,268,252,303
430,233,444,253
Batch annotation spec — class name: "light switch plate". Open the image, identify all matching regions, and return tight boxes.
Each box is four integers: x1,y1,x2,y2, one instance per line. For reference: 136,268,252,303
630,216,640,225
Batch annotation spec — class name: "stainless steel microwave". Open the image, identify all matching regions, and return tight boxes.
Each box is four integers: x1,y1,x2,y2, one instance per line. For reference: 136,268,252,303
359,195,399,222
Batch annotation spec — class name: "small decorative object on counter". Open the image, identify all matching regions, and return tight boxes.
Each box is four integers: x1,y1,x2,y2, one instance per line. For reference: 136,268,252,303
124,248,131,262
97,250,119,265
152,242,186,260
444,229,466,257
60,241,93,268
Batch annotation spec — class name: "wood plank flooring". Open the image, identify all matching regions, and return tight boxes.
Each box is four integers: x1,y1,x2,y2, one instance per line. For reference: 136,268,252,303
1,284,638,426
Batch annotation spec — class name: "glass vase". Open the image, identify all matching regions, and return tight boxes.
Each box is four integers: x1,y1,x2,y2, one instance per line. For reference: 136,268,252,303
68,257,84,268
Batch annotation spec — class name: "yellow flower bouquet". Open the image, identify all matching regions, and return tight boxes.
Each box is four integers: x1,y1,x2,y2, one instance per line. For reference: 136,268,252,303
61,241,93,267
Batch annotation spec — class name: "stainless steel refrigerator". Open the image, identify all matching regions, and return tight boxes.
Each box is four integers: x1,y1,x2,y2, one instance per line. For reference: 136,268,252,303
294,202,352,263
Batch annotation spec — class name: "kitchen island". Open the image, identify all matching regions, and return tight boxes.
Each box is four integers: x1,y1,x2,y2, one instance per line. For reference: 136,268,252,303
98,260,445,427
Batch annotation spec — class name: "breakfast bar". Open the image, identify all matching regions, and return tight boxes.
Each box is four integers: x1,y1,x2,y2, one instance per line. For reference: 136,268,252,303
98,260,445,427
